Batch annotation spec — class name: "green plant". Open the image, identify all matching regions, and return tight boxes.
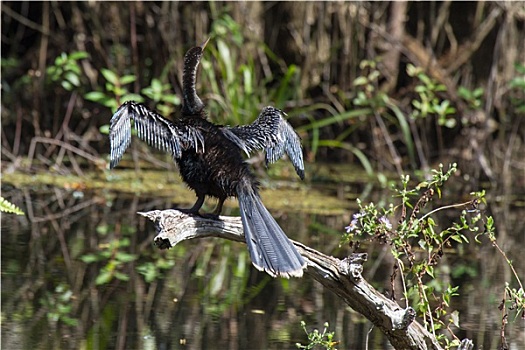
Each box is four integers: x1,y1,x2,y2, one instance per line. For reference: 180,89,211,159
351,61,467,174
296,321,338,350
196,13,303,128
136,258,175,283
84,68,143,111
342,163,497,348
140,78,180,116
80,236,137,285
353,59,416,169
476,216,524,347
46,51,89,91
0,196,24,215
40,283,78,326
406,64,457,128
457,86,484,110
284,60,382,176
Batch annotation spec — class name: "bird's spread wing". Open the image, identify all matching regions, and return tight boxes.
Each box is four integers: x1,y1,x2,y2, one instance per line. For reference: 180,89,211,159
223,106,305,179
109,101,205,169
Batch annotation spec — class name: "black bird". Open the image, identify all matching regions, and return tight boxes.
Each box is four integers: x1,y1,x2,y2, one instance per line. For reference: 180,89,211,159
109,40,306,278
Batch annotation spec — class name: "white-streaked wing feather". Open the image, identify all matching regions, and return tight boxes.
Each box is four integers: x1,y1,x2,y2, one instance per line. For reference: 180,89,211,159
222,106,304,179
109,101,205,169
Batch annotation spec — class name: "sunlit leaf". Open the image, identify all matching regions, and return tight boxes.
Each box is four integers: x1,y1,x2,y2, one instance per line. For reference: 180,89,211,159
99,124,110,135
120,74,136,85
80,254,101,264
65,71,81,86
449,234,462,243
95,270,113,285
69,51,89,60
353,76,368,86
84,91,109,102
61,81,73,91
101,68,119,86
114,271,130,281
0,197,24,215
115,252,137,263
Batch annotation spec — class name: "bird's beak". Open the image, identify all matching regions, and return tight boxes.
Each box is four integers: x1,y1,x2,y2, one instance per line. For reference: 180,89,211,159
200,37,211,50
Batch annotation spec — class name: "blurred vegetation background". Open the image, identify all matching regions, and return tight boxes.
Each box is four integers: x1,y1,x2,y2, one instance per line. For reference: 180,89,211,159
2,1,524,188
1,2,525,349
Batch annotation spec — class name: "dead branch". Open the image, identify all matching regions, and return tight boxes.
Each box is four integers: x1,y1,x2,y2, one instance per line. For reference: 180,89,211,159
137,209,467,350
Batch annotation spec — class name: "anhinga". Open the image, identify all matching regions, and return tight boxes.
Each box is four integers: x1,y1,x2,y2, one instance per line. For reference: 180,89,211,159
109,40,306,278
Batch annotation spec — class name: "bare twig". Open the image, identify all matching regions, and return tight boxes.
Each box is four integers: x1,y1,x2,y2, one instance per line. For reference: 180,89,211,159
44,91,78,159
27,136,102,170
1,4,50,35
29,197,101,224
442,6,503,74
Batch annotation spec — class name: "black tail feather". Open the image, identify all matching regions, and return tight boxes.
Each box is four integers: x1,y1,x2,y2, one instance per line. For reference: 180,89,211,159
237,183,306,278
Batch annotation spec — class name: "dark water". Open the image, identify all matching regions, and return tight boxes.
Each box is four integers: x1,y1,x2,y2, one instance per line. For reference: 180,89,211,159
1,181,524,350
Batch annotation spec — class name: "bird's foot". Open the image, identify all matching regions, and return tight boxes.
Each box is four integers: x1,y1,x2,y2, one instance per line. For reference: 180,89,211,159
200,212,221,221
173,207,220,221
174,207,201,216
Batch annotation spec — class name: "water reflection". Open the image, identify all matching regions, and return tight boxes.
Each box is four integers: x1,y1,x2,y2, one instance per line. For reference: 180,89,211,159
1,185,523,349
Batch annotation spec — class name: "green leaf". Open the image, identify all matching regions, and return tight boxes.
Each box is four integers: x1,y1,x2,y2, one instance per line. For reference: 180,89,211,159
95,270,113,285
101,68,120,86
69,51,89,60
450,234,464,243
137,262,158,283
84,91,109,102
65,71,81,86
114,271,130,281
55,53,67,65
151,78,162,92
61,316,79,326
99,124,110,135
388,103,416,166
353,76,368,86
242,66,253,95
0,197,25,215
67,64,82,76
161,94,181,105
80,253,101,264
368,70,380,81
434,84,447,92
217,39,234,82
406,63,417,76
425,265,435,278
115,252,137,263
419,73,432,86
353,91,367,105
120,74,136,85
298,108,370,131
61,81,73,91
443,118,457,128
107,82,120,94
317,140,374,177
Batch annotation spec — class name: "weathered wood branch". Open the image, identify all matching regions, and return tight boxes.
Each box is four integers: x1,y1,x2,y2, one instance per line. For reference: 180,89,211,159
138,209,467,350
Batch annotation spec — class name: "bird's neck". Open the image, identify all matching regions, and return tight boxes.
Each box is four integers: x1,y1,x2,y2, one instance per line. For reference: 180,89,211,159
182,47,204,116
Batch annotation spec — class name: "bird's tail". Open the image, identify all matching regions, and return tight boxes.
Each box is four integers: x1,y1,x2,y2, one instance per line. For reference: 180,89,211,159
237,181,306,278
